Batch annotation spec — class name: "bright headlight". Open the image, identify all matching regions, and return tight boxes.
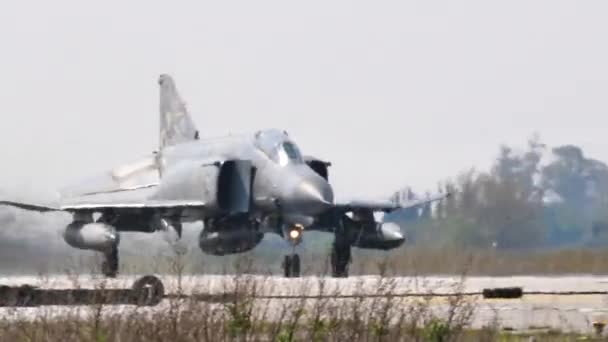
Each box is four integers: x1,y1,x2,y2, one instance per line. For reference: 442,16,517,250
289,229,300,239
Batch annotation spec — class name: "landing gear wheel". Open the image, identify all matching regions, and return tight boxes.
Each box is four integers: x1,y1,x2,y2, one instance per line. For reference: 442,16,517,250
283,256,291,277
283,254,301,278
102,244,119,278
292,254,300,277
331,241,351,278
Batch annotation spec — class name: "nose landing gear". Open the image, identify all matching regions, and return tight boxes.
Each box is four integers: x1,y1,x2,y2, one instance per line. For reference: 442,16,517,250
282,224,303,278
283,250,301,278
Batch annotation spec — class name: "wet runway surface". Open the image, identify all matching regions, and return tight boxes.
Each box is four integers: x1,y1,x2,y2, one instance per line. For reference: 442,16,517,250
1,274,607,334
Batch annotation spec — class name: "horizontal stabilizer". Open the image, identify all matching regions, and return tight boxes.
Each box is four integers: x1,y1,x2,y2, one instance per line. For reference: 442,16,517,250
60,154,160,198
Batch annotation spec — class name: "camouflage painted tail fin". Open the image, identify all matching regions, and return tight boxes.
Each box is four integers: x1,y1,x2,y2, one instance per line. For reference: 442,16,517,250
158,74,199,149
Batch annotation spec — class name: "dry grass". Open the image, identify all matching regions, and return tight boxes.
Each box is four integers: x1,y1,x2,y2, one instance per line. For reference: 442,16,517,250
371,247,608,276
85,247,608,277
5,239,608,277
0,290,477,341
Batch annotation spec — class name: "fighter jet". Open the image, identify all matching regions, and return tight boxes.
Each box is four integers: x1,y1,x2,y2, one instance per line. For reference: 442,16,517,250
0,74,448,278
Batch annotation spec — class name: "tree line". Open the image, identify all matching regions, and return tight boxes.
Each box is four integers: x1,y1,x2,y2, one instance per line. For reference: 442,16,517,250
388,135,608,249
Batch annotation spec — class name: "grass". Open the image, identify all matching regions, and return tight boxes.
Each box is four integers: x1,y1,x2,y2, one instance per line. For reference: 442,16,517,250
6,236,608,277
123,246,608,276
380,247,608,276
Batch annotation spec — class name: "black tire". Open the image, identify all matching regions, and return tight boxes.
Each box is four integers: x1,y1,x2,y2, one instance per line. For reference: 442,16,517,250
331,242,350,278
283,255,292,277
132,275,165,306
102,245,119,278
291,254,301,277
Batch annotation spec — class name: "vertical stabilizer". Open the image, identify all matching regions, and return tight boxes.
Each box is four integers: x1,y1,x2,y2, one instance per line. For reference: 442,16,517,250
158,74,199,149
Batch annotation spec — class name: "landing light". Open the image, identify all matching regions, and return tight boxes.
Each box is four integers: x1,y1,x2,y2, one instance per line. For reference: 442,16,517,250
289,229,300,239
288,224,304,240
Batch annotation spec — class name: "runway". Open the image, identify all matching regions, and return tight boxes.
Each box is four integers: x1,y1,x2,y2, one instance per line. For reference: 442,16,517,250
1,274,607,334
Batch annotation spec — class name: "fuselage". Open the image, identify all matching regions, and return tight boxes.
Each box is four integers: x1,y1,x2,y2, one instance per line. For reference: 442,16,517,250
156,129,334,228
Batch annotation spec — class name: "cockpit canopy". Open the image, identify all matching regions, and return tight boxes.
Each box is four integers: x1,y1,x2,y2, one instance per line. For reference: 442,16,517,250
254,129,303,166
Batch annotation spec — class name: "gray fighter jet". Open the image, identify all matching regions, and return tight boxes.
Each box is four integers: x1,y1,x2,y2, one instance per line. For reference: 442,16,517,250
0,74,448,278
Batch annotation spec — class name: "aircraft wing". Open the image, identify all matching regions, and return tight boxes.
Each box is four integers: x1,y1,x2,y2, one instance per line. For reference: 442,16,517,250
335,192,451,213
58,186,206,212
0,201,59,212
0,200,205,212
1,186,206,214
59,200,205,211
0,198,205,213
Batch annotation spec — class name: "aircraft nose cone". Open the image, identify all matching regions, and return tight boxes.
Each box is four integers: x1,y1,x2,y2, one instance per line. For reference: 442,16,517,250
291,179,334,215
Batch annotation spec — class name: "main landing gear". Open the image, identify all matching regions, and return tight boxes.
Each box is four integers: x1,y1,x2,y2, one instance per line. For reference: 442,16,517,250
331,225,351,278
101,244,119,278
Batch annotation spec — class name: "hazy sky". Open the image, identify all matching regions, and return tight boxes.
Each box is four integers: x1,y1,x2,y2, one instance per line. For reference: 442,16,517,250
1,1,607,200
